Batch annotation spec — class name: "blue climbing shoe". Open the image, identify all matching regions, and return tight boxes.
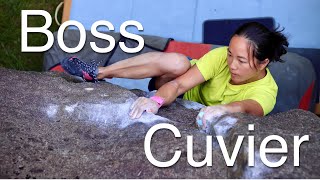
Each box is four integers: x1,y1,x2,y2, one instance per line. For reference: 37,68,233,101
61,56,98,82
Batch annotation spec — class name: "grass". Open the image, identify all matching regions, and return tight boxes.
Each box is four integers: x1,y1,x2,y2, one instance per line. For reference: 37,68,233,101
0,0,62,71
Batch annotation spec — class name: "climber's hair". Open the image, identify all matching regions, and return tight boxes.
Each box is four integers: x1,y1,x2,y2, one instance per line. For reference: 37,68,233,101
233,22,289,64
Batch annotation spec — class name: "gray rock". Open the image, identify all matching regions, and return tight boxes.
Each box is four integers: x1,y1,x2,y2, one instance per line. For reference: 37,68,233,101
0,67,319,178
0,68,225,178
225,110,320,179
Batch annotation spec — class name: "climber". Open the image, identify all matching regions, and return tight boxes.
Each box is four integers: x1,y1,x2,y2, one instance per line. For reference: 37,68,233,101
61,22,289,130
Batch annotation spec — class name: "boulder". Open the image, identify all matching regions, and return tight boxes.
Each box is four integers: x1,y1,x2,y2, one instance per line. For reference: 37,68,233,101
0,68,319,178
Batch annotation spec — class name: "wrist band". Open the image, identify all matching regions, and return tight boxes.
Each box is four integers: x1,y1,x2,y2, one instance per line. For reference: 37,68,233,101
150,96,165,108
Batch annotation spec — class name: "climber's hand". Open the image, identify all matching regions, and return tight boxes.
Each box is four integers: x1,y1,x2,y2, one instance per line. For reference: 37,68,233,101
196,105,228,132
129,97,160,119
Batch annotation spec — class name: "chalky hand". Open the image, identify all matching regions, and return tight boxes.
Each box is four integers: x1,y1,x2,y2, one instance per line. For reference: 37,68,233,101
129,97,160,119
196,105,228,132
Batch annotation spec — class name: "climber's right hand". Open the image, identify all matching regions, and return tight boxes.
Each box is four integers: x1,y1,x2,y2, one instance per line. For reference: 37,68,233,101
129,96,163,119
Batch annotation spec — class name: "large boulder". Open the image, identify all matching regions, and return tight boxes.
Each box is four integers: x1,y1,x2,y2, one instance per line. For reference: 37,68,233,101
0,68,319,178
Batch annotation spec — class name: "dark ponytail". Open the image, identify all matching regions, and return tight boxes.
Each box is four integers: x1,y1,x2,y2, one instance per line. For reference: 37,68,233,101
233,22,289,63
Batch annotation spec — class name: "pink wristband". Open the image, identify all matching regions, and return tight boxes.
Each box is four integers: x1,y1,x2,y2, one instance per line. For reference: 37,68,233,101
150,96,165,108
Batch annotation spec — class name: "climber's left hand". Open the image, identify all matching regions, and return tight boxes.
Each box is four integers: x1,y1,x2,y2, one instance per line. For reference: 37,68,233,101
196,105,229,131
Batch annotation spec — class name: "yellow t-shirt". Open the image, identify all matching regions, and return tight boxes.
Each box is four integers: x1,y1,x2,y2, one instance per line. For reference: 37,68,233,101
183,46,278,116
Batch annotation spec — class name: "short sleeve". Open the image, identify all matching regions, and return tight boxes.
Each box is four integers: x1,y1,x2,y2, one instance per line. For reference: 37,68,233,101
191,47,228,81
244,88,277,116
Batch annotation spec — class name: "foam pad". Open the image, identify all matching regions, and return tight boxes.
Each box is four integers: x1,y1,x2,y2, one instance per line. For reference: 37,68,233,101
203,18,274,45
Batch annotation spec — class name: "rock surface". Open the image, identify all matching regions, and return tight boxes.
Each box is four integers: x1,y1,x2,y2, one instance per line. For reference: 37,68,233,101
0,68,319,178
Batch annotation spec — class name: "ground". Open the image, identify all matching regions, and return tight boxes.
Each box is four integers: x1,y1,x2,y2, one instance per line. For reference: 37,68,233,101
0,0,61,71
